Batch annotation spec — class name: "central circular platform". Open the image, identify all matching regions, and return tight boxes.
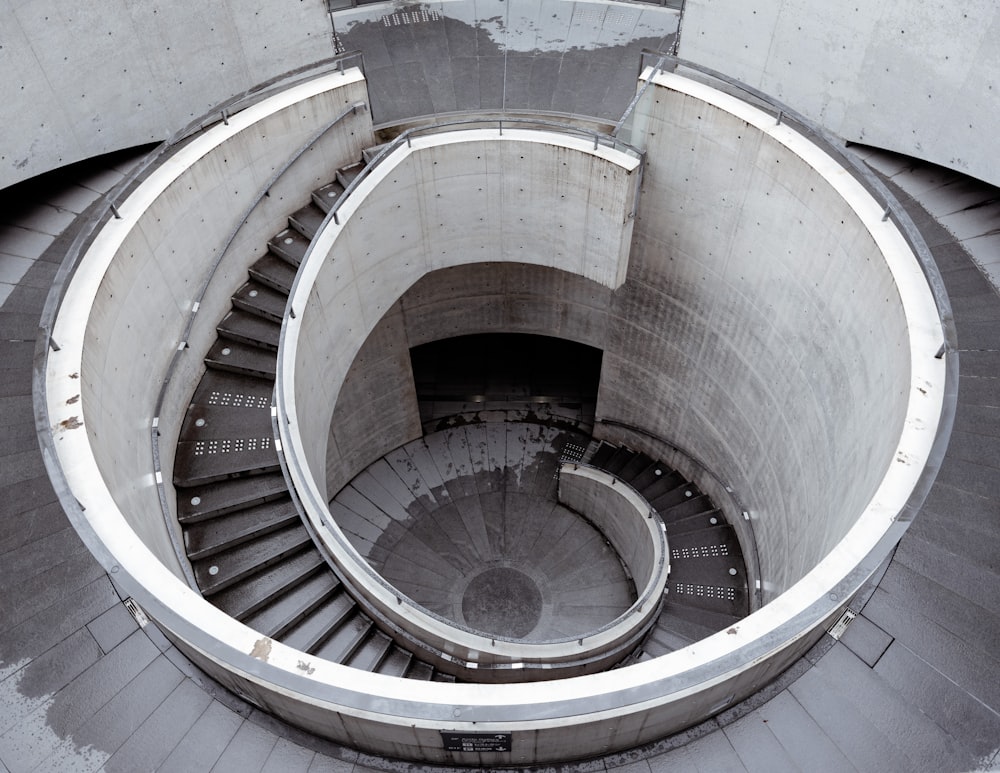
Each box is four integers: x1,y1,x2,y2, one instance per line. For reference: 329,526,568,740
330,422,636,641
462,566,543,638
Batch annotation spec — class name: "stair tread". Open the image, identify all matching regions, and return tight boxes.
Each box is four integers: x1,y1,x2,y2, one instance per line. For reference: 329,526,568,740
336,161,365,189
587,441,616,469
603,446,636,475
312,181,346,213
267,228,309,266
217,309,280,350
232,279,288,323
194,525,313,595
345,630,393,671
243,570,342,638
301,606,370,659
177,473,289,522
663,598,745,631
210,548,326,620
178,401,273,442
190,369,274,407
249,252,298,294
660,492,716,523
281,594,357,653
405,660,434,680
376,646,412,677
205,339,277,379
617,452,654,482
663,510,726,535
184,498,301,560
289,202,326,240
650,482,703,512
173,436,278,486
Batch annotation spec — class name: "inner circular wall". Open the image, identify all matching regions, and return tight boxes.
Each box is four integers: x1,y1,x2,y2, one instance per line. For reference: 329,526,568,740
301,78,925,611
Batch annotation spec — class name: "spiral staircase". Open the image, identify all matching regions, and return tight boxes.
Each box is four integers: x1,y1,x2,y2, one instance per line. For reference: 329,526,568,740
170,154,750,681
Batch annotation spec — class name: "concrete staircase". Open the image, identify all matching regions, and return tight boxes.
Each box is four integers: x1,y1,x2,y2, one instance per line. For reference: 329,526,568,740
586,442,750,655
172,157,456,681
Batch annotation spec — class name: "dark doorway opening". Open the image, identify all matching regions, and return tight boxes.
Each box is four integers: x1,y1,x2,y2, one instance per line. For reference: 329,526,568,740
410,333,602,431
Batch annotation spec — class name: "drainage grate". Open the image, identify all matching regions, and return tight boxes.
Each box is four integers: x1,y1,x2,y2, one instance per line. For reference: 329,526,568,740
827,608,857,640
123,597,149,628
207,390,269,409
382,9,441,26
671,544,730,560
193,437,271,456
672,583,736,602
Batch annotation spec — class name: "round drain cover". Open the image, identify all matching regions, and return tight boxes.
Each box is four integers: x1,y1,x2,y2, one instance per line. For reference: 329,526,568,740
462,567,542,639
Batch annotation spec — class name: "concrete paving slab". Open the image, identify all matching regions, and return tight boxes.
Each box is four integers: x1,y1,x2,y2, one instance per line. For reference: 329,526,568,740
875,640,1000,763
838,613,893,668
786,660,915,772
305,754,355,772
1,548,108,631
261,737,316,773
86,602,140,655
0,626,102,737
0,631,163,771
0,526,89,587
750,690,856,772
157,699,244,773
211,719,280,773
722,711,798,773
863,586,1000,716
102,677,214,773
0,225,54,260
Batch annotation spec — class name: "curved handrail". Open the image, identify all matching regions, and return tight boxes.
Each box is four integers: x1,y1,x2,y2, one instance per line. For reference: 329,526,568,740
595,418,762,609
34,51,366,590
149,98,368,590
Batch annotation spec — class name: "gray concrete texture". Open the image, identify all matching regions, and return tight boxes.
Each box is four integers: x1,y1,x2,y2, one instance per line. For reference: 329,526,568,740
331,423,634,640
2,0,1000,771
678,0,1000,189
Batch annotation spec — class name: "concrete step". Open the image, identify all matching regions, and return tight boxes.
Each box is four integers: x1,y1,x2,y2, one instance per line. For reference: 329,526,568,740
375,646,413,677
602,446,635,475
209,548,327,621
660,492,716,523
173,436,278,486
405,660,435,680
176,472,289,523
242,570,342,639
189,368,273,408
183,498,301,560
204,339,277,379
231,279,288,323
303,606,372,660
194,524,313,595
662,509,725,535
216,309,281,351
177,400,272,443
662,598,744,635
587,441,616,469
345,629,394,672
635,468,687,502
288,201,326,240
248,251,298,294
649,481,703,513
617,451,654,483
267,227,309,266
312,180,345,214
336,161,366,190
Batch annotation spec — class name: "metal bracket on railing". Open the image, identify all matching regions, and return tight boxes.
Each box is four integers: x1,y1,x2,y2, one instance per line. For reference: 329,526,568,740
109,203,122,220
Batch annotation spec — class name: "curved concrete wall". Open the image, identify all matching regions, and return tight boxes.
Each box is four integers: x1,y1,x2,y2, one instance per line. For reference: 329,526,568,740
48,70,372,573
678,0,1000,187
312,130,640,496
601,71,920,598
0,0,332,190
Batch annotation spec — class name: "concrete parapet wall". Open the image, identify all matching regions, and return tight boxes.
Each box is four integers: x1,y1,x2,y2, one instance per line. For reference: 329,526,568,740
678,0,1000,187
48,69,373,573
0,0,332,190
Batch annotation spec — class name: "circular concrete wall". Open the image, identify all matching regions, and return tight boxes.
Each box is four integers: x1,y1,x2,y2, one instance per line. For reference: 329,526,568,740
40,66,951,765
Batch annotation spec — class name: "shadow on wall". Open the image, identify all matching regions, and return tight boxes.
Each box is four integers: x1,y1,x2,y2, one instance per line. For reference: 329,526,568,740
333,1,678,122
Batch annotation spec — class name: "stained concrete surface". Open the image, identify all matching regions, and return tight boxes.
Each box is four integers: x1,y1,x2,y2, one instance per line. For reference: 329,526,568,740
1,10,1000,771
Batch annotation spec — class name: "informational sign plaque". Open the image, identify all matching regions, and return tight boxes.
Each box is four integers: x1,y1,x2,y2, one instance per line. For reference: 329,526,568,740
441,731,512,752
